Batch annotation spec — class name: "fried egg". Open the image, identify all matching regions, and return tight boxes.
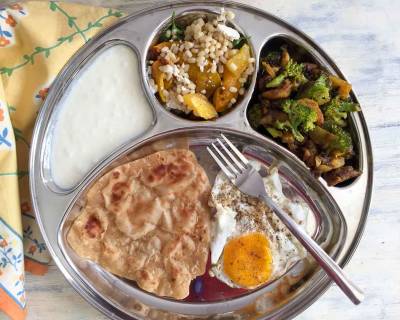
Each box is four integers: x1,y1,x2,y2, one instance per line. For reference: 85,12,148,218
209,163,314,289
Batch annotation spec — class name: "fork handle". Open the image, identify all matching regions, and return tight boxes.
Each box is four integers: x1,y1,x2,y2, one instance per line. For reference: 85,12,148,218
260,194,364,305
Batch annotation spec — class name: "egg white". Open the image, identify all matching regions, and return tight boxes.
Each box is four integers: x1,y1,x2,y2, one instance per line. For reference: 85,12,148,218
209,163,313,289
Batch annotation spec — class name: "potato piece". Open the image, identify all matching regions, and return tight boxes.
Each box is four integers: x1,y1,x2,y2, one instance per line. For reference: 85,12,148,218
226,44,251,77
183,93,218,119
281,48,290,67
297,98,324,125
329,75,352,99
151,60,168,102
323,166,361,186
213,70,240,112
262,61,276,78
261,80,292,100
315,156,345,173
309,126,337,150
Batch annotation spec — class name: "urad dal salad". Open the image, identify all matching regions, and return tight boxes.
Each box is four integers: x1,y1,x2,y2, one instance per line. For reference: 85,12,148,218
148,10,255,120
247,46,361,186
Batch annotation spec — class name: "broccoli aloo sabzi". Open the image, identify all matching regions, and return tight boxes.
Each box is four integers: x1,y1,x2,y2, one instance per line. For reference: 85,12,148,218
247,47,361,186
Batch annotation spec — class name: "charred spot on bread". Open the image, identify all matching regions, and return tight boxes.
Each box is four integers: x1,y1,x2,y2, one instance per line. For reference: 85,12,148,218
84,215,103,238
111,181,129,202
112,171,120,179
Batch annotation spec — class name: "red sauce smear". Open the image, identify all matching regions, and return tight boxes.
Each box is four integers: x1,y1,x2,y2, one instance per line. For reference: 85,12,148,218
184,255,248,302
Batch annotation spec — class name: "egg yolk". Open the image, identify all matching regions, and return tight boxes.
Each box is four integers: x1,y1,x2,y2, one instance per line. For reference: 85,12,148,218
223,232,272,288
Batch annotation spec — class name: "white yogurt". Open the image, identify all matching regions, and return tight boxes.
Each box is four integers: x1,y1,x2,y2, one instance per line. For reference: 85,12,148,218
51,45,153,189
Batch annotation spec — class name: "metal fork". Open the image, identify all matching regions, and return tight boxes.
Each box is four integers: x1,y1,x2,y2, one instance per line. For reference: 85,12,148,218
207,134,364,305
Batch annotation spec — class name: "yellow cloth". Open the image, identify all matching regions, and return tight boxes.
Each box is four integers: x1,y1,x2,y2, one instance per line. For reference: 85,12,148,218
0,2,123,319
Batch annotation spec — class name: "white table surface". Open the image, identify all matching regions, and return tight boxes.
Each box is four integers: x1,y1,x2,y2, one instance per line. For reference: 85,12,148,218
2,0,399,319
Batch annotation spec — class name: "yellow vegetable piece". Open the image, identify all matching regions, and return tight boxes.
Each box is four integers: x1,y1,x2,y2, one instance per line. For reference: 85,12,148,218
187,63,199,81
183,93,218,119
196,72,221,98
164,77,173,90
214,44,252,112
329,75,352,99
213,69,240,112
152,60,167,102
188,64,221,97
152,41,172,53
226,44,251,77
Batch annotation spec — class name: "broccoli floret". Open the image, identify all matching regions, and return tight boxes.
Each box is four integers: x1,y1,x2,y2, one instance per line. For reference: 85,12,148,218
285,58,307,84
324,97,361,127
277,99,318,142
266,58,306,88
297,74,331,105
275,120,303,142
324,120,353,153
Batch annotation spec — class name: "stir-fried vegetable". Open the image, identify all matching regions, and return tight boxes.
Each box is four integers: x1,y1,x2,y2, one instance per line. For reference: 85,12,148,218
266,58,306,88
323,121,353,153
278,99,318,142
248,45,361,186
297,74,331,105
329,75,352,99
323,97,360,127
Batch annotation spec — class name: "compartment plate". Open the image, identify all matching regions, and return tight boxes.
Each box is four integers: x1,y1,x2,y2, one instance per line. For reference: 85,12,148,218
29,2,372,320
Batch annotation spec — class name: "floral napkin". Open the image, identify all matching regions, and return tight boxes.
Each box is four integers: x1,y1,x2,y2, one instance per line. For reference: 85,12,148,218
0,2,123,319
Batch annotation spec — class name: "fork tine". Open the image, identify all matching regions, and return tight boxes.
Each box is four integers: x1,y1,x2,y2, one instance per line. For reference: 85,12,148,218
216,138,246,171
221,133,249,165
211,143,239,175
207,147,235,179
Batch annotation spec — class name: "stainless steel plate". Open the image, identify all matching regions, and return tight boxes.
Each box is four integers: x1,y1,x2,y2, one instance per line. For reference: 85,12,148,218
29,1,373,320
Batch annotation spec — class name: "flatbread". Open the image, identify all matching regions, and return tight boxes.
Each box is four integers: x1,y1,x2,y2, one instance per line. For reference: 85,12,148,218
67,149,211,299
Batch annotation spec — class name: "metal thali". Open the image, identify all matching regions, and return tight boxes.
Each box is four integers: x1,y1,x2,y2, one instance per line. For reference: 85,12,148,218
29,1,373,319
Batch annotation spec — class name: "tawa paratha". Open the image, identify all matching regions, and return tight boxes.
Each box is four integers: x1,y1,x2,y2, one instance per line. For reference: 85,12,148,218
67,149,211,299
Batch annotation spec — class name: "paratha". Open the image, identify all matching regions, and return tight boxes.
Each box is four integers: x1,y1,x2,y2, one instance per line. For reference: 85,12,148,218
67,149,211,299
